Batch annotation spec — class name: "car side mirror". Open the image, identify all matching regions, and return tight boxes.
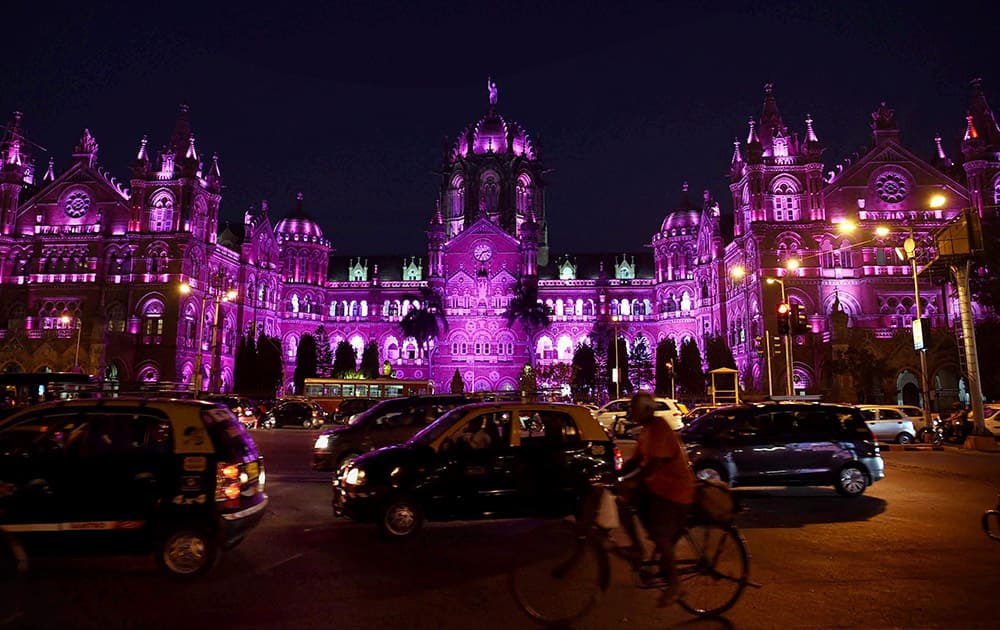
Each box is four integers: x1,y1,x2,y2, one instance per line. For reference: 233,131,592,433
985,507,1000,542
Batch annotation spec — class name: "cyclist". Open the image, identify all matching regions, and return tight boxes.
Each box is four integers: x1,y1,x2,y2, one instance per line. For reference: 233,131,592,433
617,390,695,605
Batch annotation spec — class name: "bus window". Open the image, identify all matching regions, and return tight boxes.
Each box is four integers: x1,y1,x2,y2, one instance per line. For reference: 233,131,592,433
342,384,355,397
385,385,402,397
369,385,382,398
355,385,368,397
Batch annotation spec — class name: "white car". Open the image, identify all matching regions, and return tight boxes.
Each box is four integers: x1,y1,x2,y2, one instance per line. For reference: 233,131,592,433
595,397,685,433
858,405,917,443
984,405,1000,437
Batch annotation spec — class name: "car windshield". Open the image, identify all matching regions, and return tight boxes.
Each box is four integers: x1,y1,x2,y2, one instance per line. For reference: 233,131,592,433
348,399,404,426
407,407,467,446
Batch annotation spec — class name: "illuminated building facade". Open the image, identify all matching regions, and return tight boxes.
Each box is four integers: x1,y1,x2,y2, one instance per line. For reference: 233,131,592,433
0,80,997,406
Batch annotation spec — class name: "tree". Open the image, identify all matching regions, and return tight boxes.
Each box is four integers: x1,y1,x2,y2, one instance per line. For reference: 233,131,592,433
450,369,465,394
400,285,448,375
314,325,334,377
233,333,255,395
970,210,1000,311
504,278,552,365
332,341,358,378
705,334,737,371
571,343,598,402
975,316,1000,401
255,333,284,397
359,341,380,379
676,338,706,399
536,362,573,394
629,336,654,392
518,363,538,398
293,333,318,394
655,338,678,398
606,333,631,399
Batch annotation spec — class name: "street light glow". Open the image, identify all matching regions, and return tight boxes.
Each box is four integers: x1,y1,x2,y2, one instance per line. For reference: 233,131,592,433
837,220,857,233
731,265,746,279
875,226,890,237
785,259,800,271
929,194,946,208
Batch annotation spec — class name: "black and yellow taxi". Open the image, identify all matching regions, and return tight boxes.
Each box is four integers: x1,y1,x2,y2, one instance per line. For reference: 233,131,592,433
0,397,267,578
333,402,621,537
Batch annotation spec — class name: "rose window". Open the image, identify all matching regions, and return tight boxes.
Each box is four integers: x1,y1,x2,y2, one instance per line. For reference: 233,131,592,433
875,172,909,203
64,190,92,218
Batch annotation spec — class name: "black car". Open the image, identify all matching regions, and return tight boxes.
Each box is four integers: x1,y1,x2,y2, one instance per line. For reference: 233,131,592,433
331,397,379,424
312,395,476,471
680,402,885,497
333,402,621,537
260,397,327,429
0,398,267,578
200,394,258,430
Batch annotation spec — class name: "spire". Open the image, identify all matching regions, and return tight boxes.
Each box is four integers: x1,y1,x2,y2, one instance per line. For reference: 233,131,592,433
73,128,99,167
965,114,979,141
209,152,221,178
967,77,1000,146
746,118,759,144
760,82,785,134
136,135,148,161
805,114,819,142
169,104,192,155
730,137,743,165
293,192,306,217
3,111,24,167
186,134,198,160
43,158,55,182
431,199,443,225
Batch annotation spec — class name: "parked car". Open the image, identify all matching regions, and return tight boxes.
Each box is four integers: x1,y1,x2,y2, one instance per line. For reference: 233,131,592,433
983,404,1000,437
259,397,327,429
312,395,476,471
858,406,917,444
200,394,259,430
333,402,621,537
680,402,884,497
595,396,685,434
0,398,267,577
331,397,379,425
682,405,719,425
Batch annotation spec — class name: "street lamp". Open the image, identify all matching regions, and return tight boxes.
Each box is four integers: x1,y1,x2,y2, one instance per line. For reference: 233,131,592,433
180,283,237,394
60,314,82,372
896,228,934,430
765,276,794,397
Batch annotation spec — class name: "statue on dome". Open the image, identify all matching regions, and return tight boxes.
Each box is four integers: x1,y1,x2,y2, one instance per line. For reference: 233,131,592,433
487,77,498,106
870,102,897,130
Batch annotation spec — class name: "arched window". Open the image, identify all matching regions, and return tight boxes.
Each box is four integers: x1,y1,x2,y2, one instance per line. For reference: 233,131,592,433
516,173,532,214
771,179,800,222
141,299,164,345
148,191,174,232
480,174,499,216
448,175,465,219
680,291,692,311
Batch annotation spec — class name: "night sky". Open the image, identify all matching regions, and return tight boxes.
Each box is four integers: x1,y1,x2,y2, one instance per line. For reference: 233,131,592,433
2,1,996,256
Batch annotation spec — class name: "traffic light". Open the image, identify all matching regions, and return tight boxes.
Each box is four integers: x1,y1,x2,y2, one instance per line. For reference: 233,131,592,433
754,336,765,357
776,302,791,335
791,303,811,335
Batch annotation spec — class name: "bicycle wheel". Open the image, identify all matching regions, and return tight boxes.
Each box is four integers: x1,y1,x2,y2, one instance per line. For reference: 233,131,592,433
509,521,609,627
674,523,749,617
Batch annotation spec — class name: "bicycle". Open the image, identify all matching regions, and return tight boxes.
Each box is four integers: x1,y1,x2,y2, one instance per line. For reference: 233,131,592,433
510,486,759,626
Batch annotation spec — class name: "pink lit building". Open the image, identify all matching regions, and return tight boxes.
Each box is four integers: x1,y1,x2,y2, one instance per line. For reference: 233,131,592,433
1,80,997,408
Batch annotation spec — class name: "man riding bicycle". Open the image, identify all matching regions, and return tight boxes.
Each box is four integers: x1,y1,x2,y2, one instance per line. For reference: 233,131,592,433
616,390,696,605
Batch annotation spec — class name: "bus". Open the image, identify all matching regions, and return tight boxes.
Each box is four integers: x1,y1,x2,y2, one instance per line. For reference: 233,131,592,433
302,377,433,416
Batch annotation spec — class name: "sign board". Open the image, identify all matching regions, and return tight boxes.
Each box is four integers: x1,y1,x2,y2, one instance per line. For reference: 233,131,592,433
912,317,930,351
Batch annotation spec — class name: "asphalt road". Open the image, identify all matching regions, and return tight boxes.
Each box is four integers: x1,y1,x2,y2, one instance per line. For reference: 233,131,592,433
7,429,1000,629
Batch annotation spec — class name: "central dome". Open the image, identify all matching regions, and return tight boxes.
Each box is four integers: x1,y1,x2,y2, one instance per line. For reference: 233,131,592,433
274,193,325,240
449,83,536,162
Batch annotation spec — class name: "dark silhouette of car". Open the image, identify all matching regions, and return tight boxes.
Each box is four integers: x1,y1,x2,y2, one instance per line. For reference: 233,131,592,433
312,395,475,471
259,397,327,429
0,398,267,578
331,397,379,424
680,402,884,497
332,402,622,537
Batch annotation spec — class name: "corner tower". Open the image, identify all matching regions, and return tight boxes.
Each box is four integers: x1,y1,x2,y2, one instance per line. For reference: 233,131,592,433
438,79,549,265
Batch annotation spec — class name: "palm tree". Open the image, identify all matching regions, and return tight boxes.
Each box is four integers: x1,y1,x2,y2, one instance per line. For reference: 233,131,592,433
504,278,552,367
400,286,449,383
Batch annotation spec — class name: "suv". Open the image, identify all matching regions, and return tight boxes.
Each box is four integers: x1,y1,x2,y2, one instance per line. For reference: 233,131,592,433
0,398,267,577
858,406,918,444
312,395,475,471
680,402,884,497
333,402,621,537
595,397,685,434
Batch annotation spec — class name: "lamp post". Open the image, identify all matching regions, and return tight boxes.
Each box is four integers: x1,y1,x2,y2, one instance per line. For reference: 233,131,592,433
898,227,934,431
180,283,208,393
181,282,237,394
765,276,794,397
611,315,621,399
60,314,82,372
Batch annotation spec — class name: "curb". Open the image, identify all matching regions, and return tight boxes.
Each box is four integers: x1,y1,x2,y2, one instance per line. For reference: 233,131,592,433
880,443,944,451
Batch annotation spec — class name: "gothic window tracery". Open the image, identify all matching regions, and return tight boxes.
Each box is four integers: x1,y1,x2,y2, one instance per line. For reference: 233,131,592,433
875,170,910,203
148,191,175,232
480,174,499,217
771,179,800,221
993,176,1000,207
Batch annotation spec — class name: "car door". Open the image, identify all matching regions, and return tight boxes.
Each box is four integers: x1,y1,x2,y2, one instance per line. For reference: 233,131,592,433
511,408,590,516
871,408,907,441
984,406,1000,437
430,410,517,517
715,409,789,484
71,410,174,523
777,409,847,482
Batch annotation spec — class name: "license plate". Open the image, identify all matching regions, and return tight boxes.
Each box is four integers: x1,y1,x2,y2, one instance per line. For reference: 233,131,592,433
246,461,259,478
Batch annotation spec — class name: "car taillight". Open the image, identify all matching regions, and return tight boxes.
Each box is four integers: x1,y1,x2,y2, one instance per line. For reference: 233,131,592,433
216,463,244,502
221,464,240,479
614,446,623,471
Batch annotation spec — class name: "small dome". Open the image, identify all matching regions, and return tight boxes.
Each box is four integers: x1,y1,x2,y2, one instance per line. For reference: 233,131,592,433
661,210,700,232
274,193,325,240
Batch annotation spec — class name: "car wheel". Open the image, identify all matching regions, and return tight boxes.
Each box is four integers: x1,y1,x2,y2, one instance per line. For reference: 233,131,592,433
302,418,315,429
380,495,424,539
156,527,219,579
693,463,726,484
834,464,868,497
261,416,276,430
895,432,914,445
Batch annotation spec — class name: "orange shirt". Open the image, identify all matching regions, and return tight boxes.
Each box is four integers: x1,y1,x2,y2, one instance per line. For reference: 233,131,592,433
636,416,695,504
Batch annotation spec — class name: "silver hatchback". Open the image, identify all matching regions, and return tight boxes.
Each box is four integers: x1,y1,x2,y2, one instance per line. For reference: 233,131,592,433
858,406,917,444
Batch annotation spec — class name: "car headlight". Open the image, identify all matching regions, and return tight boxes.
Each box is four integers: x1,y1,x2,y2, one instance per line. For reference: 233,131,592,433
344,467,366,486
314,434,330,450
